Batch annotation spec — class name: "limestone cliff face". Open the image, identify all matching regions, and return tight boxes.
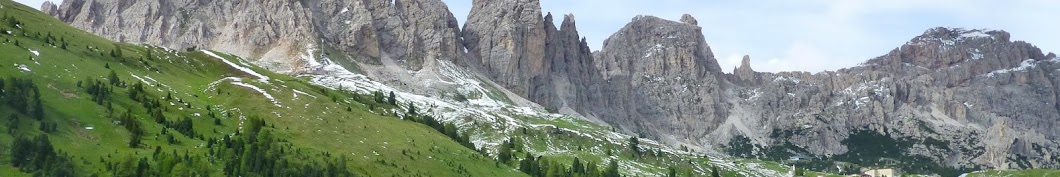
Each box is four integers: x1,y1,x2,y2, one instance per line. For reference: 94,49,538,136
460,0,597,113
47,0,463,73
720,27,1060,170
460,0,548,98
589,15,729,142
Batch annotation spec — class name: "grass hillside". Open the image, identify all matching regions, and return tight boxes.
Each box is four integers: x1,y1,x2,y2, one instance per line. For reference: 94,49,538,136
0,1,525,176
961,169,1060,177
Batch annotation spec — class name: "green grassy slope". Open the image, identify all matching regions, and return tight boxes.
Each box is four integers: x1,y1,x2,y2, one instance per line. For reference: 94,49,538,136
962,169,1060,177
0,1,525,176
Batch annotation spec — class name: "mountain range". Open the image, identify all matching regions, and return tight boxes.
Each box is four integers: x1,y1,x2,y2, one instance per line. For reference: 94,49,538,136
36,0,1060,175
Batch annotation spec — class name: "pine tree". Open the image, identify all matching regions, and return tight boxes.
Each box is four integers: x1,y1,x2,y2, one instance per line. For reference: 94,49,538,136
711,165,721,177
629,137,640,158
407,102,417,116
387,91,397,105
571,157,584,175
373,91,385,104
520,152,538,175
605,160,620,177
497,139,513,164
7,114,18,134
30,82,43,120
108,70,120,85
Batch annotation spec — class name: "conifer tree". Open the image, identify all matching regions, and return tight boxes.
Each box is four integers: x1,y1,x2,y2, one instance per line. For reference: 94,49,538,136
387,91,397,105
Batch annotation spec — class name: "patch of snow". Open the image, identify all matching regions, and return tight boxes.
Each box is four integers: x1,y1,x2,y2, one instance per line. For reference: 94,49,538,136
772,76,801,84
15,24,21,28
300,43,323,70
841,79,889,97
205,77,242,93
129,74,155,86
985,59,1036,77
29,49,39,56
231,81,282,107
201,50,270,82
959,29,993,39
339,7,349,14
306,55,547,137
644,44,664,58
958,170,989,177
970,48,984,60
292,89,317,98
907,28,995,48
745,89,761,101
15,64,30,72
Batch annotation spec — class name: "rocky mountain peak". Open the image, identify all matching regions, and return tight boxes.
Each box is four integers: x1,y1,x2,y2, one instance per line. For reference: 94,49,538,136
738,55,752,70
46,0,465,74
589,14,728,144
919,27,1010,42
865,27,1045,71
544,12,555,24
598,15,719,78
731,55,759,85
462,0,547,97
40,1,57,16
561,14,577,31
680,14,698,25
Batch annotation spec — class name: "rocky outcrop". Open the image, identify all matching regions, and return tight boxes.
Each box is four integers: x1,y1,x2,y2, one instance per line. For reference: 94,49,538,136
39,1,57,17
46,0,464,73
588,15,729,143
540,14,599,114
731,55,759,85
461,0,549,97
716,27,1060,171
460,0,597,113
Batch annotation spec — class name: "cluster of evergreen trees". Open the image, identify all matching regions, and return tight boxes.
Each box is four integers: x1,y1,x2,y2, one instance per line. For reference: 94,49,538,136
205,116,355,177
517,152,621,177
3,78,75,176
401,102,476,150
9,134,76,177
1,77,45,120
83,78,114,106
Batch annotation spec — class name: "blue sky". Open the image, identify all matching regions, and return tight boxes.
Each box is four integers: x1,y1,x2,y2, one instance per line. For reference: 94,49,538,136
18,0,1059,73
